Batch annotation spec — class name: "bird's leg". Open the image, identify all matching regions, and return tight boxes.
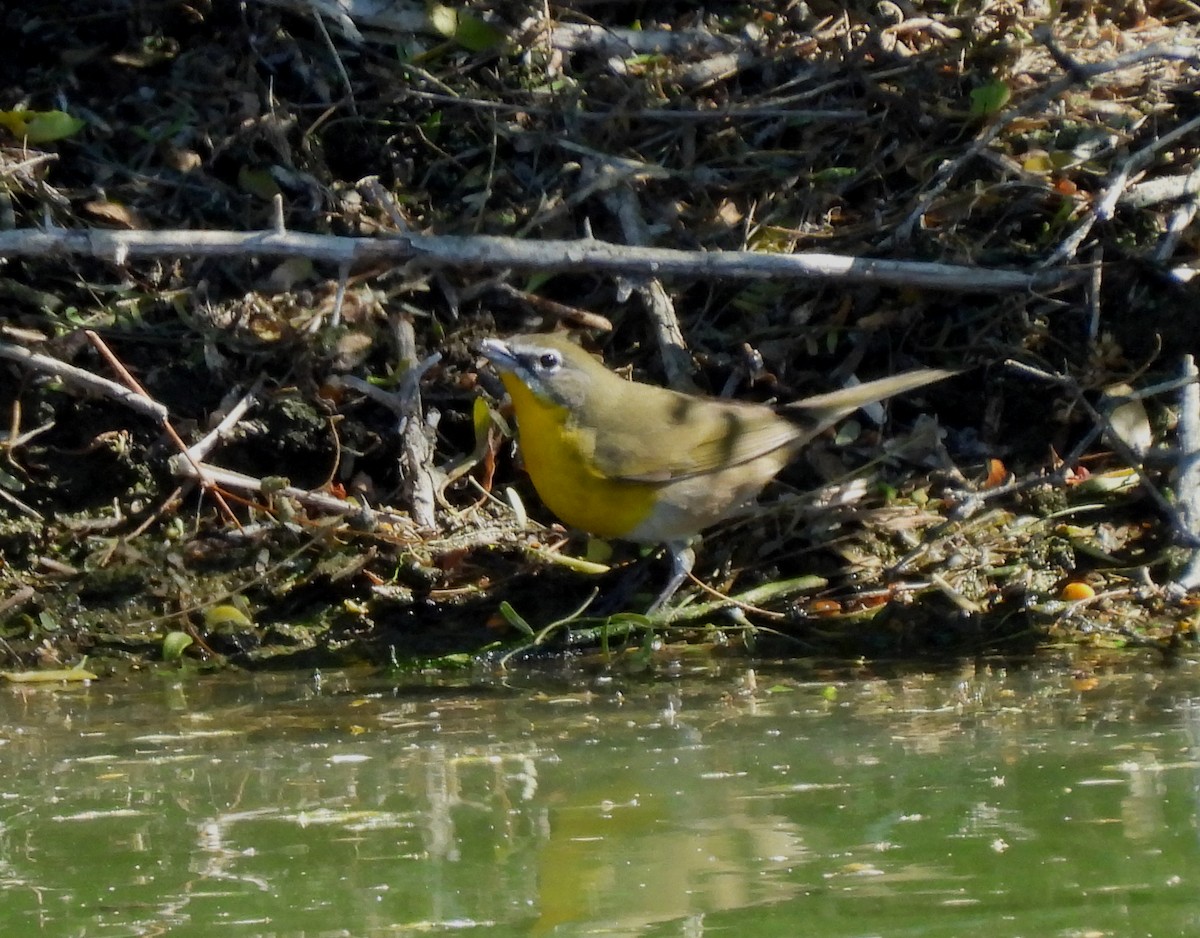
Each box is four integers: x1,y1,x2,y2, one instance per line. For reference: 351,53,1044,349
646,541,695,614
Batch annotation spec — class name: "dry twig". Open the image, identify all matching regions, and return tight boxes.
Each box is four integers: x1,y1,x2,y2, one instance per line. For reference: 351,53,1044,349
0,341,170,422
0,226,1069,293
393,315,438,530
1172,355,1200,590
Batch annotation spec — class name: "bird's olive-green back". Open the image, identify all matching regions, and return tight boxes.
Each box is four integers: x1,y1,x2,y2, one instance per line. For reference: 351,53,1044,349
501,334,806,484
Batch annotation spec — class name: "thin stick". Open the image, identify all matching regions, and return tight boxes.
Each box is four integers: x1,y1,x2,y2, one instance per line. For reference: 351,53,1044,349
397,86,867,124
83,330,240,526
167,457,415,529
0,341,169,422
185,382,261,463
491,282,614,333
311,4,358,115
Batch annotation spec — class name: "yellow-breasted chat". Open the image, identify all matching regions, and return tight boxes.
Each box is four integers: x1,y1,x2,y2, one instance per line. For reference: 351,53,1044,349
480,332,956,610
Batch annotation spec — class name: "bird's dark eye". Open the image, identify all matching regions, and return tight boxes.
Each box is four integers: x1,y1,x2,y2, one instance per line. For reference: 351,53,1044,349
538,351,562,371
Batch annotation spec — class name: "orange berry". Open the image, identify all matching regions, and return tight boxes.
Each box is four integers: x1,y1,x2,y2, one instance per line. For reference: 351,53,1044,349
1061,582,1095,601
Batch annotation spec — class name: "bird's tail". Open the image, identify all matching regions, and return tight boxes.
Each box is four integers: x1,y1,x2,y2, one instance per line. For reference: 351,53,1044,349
783,367,959,433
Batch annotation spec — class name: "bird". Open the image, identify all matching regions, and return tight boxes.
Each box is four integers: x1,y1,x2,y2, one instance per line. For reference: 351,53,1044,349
479,332,956,612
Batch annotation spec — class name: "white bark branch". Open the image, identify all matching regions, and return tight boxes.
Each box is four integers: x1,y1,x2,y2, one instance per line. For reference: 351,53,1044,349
0,341,170,423
0,226,1070,294
1173,355,1200,591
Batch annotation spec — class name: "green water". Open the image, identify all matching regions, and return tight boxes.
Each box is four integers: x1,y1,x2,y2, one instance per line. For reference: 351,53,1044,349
1,655,1197,937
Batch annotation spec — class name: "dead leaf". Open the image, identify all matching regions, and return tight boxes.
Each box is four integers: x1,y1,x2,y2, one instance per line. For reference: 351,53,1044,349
83,199,146,229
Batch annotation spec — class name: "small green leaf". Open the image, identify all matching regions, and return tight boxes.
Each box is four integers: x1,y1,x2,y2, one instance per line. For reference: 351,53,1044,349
237,165,281,200
523,272,554,293
606,612,652,629
584,537,613,564
498,601,535,636
811,166,856,184
454,13,505,52
162,631,194,661
203,604,254,629
2,666,98,683
0,465,25,492
969,80,1010,118
423,110,442,140
0,109,86,143
25,110,86,142
833,419,862,446
427,4,505,52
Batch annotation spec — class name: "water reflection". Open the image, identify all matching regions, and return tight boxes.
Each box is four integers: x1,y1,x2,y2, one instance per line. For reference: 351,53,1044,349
0,655,1197,936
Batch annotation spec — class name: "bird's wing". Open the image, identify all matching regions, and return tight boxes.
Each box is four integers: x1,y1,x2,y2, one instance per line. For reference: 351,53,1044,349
589,387,802,483
587,367,958,484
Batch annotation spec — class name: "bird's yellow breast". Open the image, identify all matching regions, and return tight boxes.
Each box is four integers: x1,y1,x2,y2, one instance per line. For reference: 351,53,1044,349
499,372,659,539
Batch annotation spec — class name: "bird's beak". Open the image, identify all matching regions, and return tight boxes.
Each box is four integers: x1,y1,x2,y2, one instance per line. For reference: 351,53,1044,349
478,337,518,372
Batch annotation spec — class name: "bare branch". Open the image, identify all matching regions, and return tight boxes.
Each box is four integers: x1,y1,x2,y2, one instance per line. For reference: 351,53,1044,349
1122,165,1200,209
1173,355,1200,590
186,384,262,463
168,456,415,530
392,316,438,530
0,226,1071,294
0,341,170,422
